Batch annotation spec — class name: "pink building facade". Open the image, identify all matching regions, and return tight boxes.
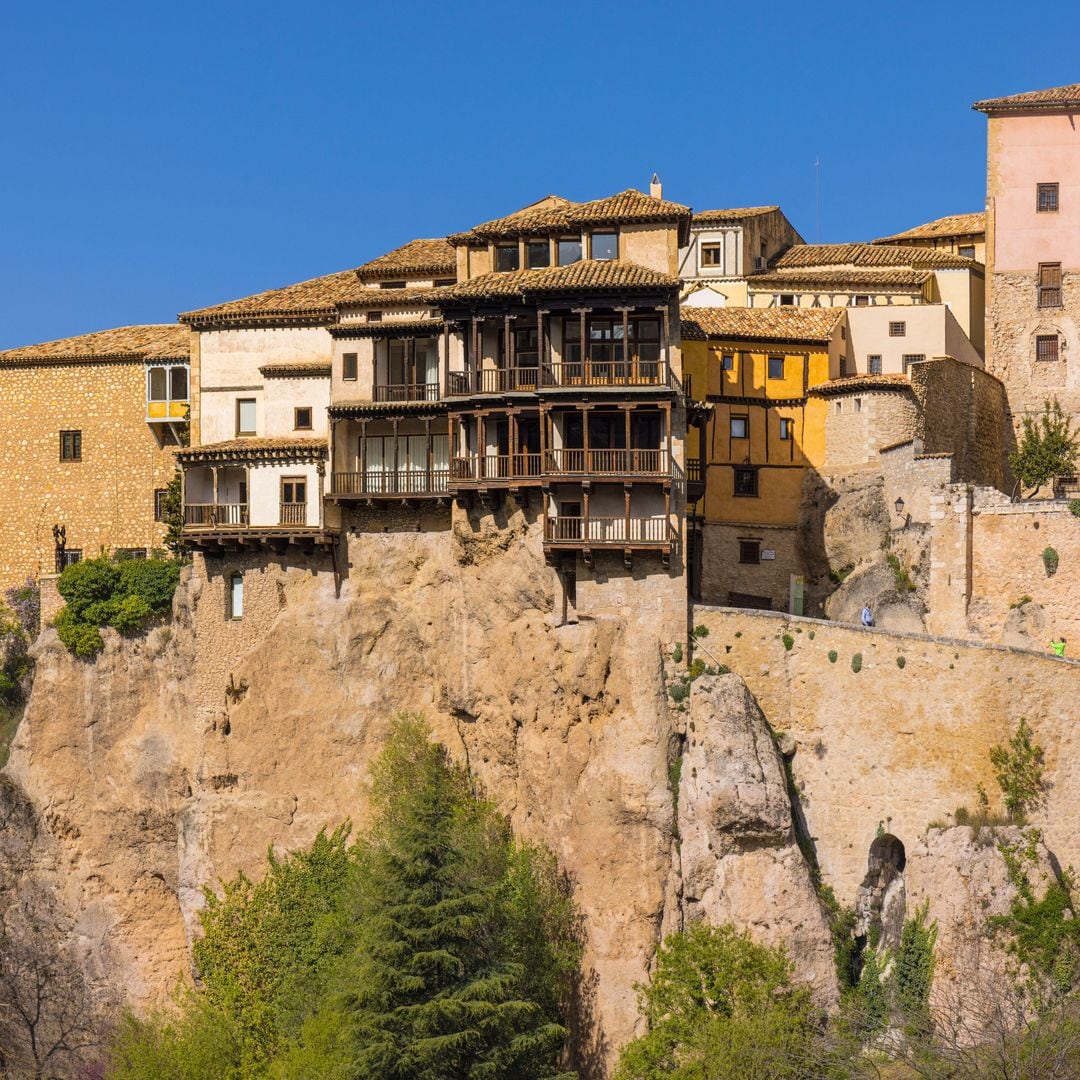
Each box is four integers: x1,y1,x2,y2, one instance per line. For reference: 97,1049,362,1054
975,83,1080,437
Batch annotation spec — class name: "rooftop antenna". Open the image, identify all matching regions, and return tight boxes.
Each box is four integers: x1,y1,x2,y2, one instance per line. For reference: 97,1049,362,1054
815,156,821,243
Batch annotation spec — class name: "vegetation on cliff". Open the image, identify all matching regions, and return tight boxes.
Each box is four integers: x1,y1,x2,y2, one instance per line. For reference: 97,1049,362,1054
0,578,38,765
107,716,580,1079
1008,398,1077,498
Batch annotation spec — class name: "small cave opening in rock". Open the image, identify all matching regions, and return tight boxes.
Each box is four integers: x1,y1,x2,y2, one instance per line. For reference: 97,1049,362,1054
850,833,907,985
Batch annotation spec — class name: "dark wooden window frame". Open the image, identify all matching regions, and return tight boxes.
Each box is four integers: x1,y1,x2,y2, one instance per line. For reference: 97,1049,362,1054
739,539,761,564
236,398,257,437
779,418,793,441
888,321,906,337
343,352,358,381
294,406,313,430
154,488,167,521
59,429,82,462
1038,262,1063,309
767,355,785,380
868,354,883,375
733,466,758,498
730,415,748,439
590,232,618,261
1037,183,1060,213
700,243,723,267
1036,335,1060,362
526,240,551,269
495,243,520,272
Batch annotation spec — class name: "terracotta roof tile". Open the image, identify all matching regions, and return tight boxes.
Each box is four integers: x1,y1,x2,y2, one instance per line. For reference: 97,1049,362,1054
355,237,456,280
770,243,980,271
873,212,985,244
680,306,846,344
808,374,911,397
748,267,932,289
258,361,332,377
449,189,690,244
0,324,190,364
177,437,327,460
692,206,779,224
435,260,679,302
973,83,1080,112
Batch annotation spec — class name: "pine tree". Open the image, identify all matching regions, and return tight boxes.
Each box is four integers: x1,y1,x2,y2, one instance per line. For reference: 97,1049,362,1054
344,717,572,1079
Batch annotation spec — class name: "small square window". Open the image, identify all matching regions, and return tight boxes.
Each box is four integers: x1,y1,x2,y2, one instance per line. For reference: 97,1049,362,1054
294,406,313,430
868,354,882,375
739,540,761,564
367,311,382,323
154,488,167,521
721,354,734,371
237,399,257,436
1037,183,1060,213
853,295,870,307
778,294,796,306
734,467,758,497
495,244,520,272
343,352,358,381
61,549,82,567
526,241,550,269
902,354,926,373
958,245,976,259
591,232,618,260
767,355,784,380
730,416,748,439
779,418,793,440
60,430,82,461
701,243,723,267
557,238,582,265
1036,335,1060,362
889,321,906,337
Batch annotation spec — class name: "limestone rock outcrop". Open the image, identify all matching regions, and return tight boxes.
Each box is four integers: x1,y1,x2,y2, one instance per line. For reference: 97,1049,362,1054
679,673,839,1007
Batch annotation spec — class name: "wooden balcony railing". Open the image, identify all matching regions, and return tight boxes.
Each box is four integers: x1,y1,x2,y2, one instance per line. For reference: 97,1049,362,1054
544,448,669,476
446,359,673,395
686,458,703,484
331,468,450,497
184,503,249,527
450,453,542,482
372,382,441,402
279,503,307,526
545,516,675,545
446,368,543,395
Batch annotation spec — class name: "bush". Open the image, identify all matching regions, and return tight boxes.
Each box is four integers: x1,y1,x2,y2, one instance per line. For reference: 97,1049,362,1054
896,656,906,669
851,653,863,673
1043,546,1060,577
782,633,795,651
54,555,181,657
990,718,1046,824
1,579,39,704
1010,595,1034,609
886,552,916,592
828,650,838,664
1070,499,1080,519
691,624,709,640
1009,398,1077,497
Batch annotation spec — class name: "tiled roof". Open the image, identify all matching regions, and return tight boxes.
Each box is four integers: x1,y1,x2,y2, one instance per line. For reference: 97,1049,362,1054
748,267,931,290
449,189,691,244
973,83,1080,112
434,260,679,302
0,324,190,364
179,268,373,325
355,238,456,280
692,206,779,224
809,374,911,397
680,306,846,344
330,319,446,338
177,437,327,461
873,212,985,244
770,243,979,271
340,286,446,309
258,361,332,378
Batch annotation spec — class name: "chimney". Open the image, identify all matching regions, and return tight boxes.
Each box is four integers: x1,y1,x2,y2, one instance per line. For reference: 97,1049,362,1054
650,173,662,200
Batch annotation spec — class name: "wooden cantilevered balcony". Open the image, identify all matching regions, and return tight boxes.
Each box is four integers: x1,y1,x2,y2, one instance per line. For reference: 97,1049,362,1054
447,367,544,396
543,448,670,478
544,515,676,551
445,359,674,396
331,468,450,498
450,453,542,486
184,503,249,528
372,382,441,403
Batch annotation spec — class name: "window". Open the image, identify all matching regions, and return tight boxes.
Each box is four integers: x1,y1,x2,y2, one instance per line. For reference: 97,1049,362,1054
379,281,406,289
435,278,455,287
114,548,147,560
343,352,358,381
853,295,870,307
515,326,539,367
294,406,313,430
367,311,382,323
839,356,849,376
958,244,976,259
835,401,843,414
61,549,82,567
526,241,550,269
591,232,618,260
779,418,793,440
154,489,167,522
721,353,734,371
1038,263,1062,308
868,354,882,375
854,398,862,413
902,353,926,373
228,572,244,619
557,237,582,265
1036,335,1060,362
701,243,723,267
889,321,906,337
1037,183,1060,213
767,355,785,380
236,399,256,436
60,430,82,461
739,540,761,564
495,244,520,272
730,416,748,439
281,477,307,525
779,294,796,306
734,467,758,497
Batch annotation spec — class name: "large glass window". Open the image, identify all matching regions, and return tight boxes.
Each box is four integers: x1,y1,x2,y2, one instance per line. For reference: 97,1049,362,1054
148,367,168,401
170,366,188,400
515,326,538,368
591,232,618,260
237,399,256,436
557,237,582,265
768,355,785,380
495,244,520,272
526,241,550,269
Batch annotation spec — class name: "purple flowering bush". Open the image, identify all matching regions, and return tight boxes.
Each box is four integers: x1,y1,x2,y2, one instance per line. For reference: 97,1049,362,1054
1,578,39,701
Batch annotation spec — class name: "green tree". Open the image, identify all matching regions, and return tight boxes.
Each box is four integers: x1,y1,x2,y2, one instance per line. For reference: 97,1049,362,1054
614,923,821,1080
1008,399,1078,498
990,719,1046,824
160,471,187,556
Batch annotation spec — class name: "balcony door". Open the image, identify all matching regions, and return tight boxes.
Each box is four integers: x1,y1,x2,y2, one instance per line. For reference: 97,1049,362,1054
280,477,307,526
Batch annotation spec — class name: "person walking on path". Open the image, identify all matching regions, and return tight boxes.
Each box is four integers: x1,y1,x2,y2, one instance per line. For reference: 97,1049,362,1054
1050,637,1067,658
861,605,874,628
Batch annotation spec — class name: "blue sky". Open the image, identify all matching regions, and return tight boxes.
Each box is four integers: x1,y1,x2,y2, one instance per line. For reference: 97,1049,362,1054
0,0,1076,349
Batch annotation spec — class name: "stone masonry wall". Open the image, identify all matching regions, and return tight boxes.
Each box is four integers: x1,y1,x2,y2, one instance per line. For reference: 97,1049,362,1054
822,389,916,468
700,521,798,611
690,607,1080,904
0,359,176,589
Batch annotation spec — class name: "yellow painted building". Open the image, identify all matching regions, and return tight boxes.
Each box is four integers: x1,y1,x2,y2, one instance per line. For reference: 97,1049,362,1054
681,306,845,608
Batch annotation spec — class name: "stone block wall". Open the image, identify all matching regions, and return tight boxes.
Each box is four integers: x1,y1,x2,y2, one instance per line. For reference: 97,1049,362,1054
700,521,798,611
0,359,176,589
690,606,1080,903
822,388,917,468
